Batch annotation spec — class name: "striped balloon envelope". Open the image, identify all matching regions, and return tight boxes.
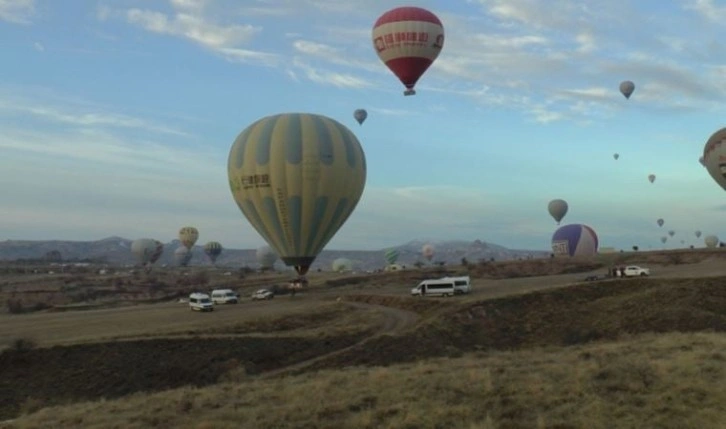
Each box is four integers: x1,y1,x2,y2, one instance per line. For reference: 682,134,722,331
228,113,367,276
178,226,199,250
372,6,444,96
551,224,599,257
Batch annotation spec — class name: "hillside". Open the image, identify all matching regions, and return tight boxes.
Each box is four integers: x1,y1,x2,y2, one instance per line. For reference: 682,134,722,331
0,236,550,271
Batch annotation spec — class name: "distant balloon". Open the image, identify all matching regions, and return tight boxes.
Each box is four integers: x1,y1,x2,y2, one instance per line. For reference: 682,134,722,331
353,109,367,125
619,80,635,99
547,199,569,224
661,236,668,244
705,235,719,248
668,230,675,237
332,258,353,272
613,153,620,160
174,246,192,266
372,6,444,96
131,239,157,266
702,128,726,191
384,248,400,265
228,113,367,276
648,174,656,184
422,243,435,261
657,218,664,227
149,240,164,265
551,224,598,257
203,241,223,264
695,230,702,238
178,227,199,250
256,245,278,270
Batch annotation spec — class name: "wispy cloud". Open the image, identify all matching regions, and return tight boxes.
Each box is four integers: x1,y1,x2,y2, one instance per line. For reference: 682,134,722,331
0,95,190,137
32,41,43,51
0,0,34,24
113,1,279,67
291,58,372,89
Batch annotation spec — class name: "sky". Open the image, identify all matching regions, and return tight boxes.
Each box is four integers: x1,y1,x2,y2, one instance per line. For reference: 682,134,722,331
2,0,726,252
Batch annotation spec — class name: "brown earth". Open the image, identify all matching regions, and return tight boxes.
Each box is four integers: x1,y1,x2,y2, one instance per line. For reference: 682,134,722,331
3,250,726,424
300,276,726,372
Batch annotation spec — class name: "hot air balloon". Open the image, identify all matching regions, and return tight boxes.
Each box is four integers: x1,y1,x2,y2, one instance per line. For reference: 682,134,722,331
332,258,353,272
256,245,278,270
131,238,157,266
353,109,367,125
657,218,664,227
372,6,444,96
619,80,635,99
705,235,719,248
149,240,164,265
613,153,619,160
648,174,656,184
547,199,568,225
703,128,726,191
668,230,675,237
174,246,192,266
178,227,199,250
551,224,598,257
228,113,367,277
384,248,400,265
422,243,435,261
661,236,667,244
203,241,223,264
695,230,702,238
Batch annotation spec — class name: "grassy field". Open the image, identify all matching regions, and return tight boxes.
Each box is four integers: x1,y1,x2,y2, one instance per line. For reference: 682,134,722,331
7,332,726,429
2,249,726,428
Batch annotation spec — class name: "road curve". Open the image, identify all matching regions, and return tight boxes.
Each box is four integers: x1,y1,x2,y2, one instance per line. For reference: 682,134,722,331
256,301,419,379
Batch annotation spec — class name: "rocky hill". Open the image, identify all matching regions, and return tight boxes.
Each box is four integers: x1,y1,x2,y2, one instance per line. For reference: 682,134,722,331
0,236,550,271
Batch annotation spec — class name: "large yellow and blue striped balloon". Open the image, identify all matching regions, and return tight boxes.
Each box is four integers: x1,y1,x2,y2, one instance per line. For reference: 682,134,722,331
228,113,367,275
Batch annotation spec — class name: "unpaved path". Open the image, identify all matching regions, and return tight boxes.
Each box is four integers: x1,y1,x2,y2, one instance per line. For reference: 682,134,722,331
256,301,419,379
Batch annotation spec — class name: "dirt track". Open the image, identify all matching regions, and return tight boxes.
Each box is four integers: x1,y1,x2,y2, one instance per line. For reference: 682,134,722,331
257,301,420,379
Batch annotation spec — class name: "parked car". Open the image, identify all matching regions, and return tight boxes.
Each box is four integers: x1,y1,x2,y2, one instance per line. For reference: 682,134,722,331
622,265,650,277
211,289,239,304
251,289,274,300
189,293,214,312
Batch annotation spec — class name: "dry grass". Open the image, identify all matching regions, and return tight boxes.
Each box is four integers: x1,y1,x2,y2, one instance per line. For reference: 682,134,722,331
7,332,726,429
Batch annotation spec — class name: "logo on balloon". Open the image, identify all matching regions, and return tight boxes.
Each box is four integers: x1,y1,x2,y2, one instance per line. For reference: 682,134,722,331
552,240,569,256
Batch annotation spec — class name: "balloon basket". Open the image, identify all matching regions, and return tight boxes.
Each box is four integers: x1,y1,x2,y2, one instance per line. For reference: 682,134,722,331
403,89,416,96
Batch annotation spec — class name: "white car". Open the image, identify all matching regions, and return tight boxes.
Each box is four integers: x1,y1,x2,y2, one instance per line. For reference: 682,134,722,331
189,293,214,312
251,289,274,300
623,266,650,277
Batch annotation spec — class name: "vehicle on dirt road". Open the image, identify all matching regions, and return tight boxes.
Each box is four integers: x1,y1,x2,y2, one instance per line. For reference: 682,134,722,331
621,266,650,277
189,293,214,312
211,289,239,304
251,289,274,300
411,279,456,297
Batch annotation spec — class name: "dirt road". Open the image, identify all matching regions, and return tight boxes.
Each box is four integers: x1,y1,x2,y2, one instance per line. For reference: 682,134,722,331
257,301,420,379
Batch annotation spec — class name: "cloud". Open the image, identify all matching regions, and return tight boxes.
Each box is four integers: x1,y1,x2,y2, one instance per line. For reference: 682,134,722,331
114,2,279,67
367,107,415,116
33,41,43,51
0,95,190,137
0,0,34,24
291,58,372,89
686,0,726,22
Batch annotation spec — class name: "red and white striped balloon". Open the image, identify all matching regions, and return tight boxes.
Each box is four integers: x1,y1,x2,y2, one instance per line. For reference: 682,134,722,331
372,7,444,96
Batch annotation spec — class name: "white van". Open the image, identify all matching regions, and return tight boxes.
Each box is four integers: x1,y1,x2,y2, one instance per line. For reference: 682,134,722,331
440,276,471,295
411,279,456,297
189,293,214,312
211,289,239,304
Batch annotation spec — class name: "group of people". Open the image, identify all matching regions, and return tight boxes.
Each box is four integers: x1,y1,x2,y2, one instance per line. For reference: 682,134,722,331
608,267,627,277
